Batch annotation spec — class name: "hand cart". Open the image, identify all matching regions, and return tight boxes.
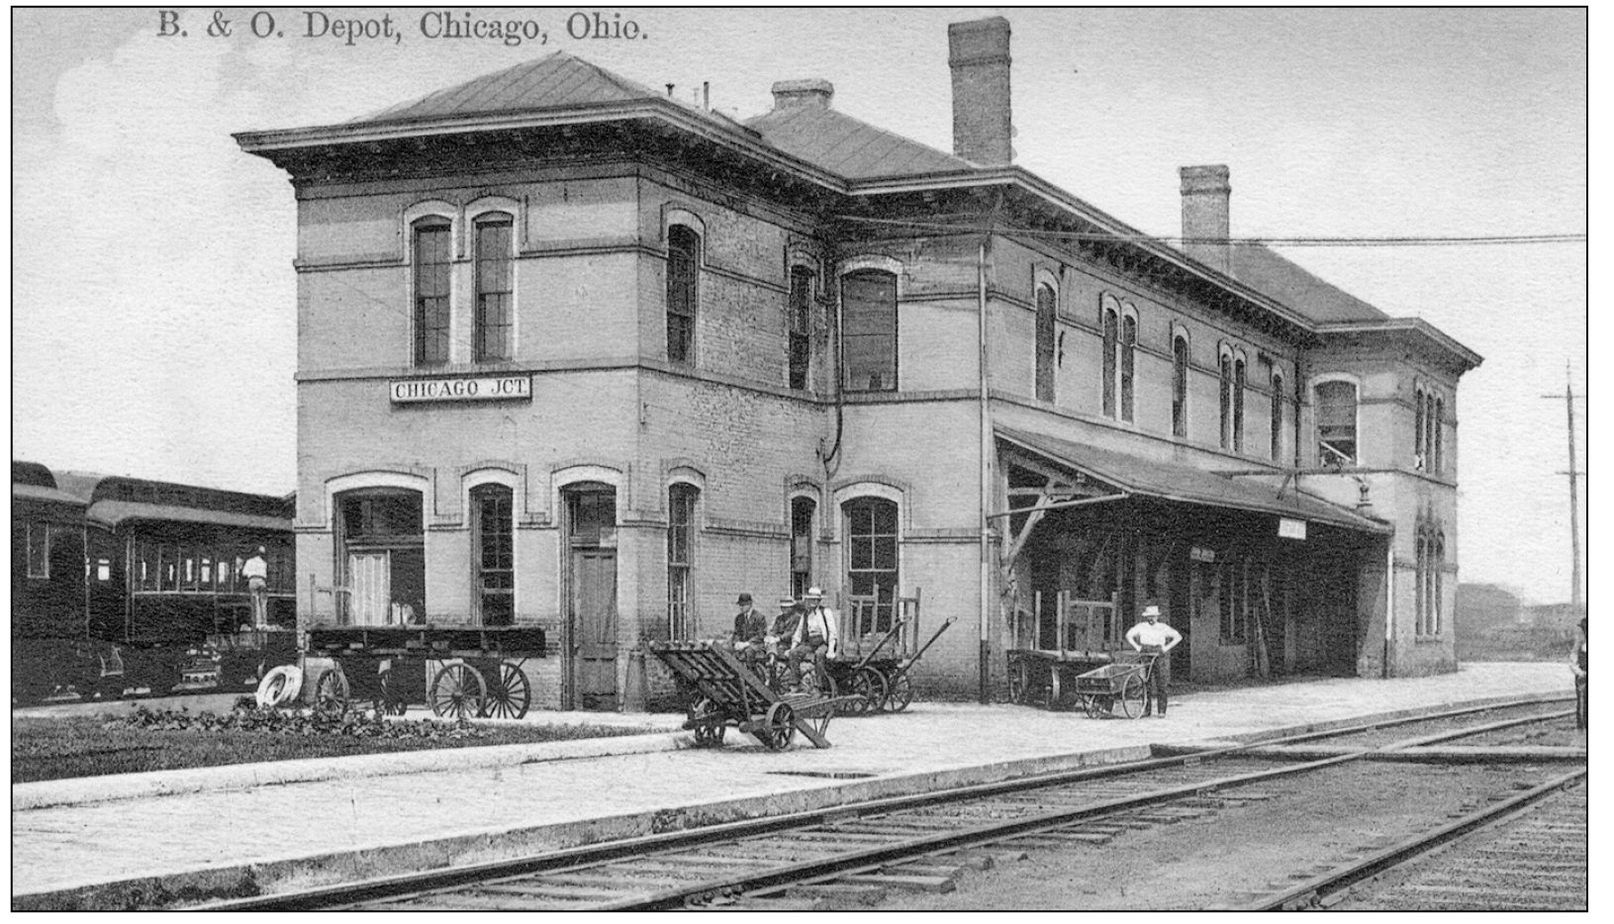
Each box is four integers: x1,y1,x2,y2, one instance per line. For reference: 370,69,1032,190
304,626,547,719
1073,652,1158,719
833,589,948,714
1005,592,1125,710
650,640,857,750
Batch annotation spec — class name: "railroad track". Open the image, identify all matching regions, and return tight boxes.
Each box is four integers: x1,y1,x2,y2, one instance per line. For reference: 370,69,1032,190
1231,770,1586,910
201,697,1577,911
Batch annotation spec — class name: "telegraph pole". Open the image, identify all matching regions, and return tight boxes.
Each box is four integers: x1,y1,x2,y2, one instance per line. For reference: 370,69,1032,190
1542,364,1585,609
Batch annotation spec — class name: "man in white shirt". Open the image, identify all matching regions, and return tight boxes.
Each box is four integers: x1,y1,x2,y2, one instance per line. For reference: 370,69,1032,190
788,586,839,693
1125,601,1182,717
241,547,269,628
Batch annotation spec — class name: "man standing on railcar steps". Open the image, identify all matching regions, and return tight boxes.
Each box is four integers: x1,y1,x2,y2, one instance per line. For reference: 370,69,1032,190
242,546,269,628
1126,601,1182,717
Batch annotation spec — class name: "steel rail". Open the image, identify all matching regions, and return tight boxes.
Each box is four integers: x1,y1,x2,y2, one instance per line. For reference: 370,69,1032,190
1235,767,1587,911
194,695,1566,911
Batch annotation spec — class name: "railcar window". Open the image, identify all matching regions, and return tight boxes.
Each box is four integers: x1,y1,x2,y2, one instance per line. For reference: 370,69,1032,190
216,555,235,593
200,555,213,587
26,523,49,578
97,559,111,582
158,545,177,591
183,549,199,591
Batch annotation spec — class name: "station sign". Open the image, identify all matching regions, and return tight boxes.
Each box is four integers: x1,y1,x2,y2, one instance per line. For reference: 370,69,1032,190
390,375,532,404
1278,517,1308,540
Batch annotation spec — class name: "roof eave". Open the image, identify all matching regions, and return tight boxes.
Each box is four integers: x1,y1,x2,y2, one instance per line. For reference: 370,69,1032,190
1316,318,1484,372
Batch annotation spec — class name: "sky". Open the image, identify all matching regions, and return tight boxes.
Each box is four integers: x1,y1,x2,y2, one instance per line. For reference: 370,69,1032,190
10,7,1589,604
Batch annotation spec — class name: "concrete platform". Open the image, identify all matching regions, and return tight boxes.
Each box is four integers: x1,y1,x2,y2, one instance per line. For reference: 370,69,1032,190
10,662,1574,909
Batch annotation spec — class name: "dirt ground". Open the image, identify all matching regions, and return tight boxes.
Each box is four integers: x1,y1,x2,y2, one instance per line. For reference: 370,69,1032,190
878,760,1546,910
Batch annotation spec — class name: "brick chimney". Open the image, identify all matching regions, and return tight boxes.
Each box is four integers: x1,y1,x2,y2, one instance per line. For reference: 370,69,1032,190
771,79,834,110
1179,164,1232,274
948,17,1013,165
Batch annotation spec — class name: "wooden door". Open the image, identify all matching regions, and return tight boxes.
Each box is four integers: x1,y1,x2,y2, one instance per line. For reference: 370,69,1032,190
570,548,618,709
347,551,390,626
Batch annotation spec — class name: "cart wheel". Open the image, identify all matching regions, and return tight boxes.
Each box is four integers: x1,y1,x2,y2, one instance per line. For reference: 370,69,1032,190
315,665,350,712
1047,669,1063,710
374,668,408,716
886,672,914,713
847,666,887,715
1117,673,1147,719
807,704,833,740
762,701,796,750
482,663,532,719
1008,659,1029,705
430,663,487,720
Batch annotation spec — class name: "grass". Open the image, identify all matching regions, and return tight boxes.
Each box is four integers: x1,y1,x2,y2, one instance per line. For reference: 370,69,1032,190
11,709,663,783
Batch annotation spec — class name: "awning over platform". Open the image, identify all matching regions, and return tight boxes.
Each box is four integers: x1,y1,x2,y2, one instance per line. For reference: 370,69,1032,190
996,426,1388,535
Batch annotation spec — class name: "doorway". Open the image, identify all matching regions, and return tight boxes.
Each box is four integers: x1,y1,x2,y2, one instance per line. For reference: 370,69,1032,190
565,485,618,710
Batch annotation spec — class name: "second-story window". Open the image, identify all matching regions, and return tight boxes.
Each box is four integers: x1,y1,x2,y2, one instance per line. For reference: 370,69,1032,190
1414,386,1426,470
842,269,897,391
1120,315,1137,422
1434,396,1444,475
667,484,698,638
1219,353,1233,450
666,225,699,365
1035,283,1056,402
1172,335,1189,438
788,266,813,390
1317,380,1359,464
1101,307,1118,417
1270,372,1284,461
1233,357,1246,453
413,219,452,366
474,214,513,362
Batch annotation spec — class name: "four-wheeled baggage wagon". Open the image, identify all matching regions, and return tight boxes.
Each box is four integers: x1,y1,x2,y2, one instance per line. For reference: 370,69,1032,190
302,626,546,719
1005,593,1127,710
829,590,953,714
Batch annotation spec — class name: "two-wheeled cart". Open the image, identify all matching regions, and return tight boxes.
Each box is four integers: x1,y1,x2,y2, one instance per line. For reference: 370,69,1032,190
1005,592,1124,710
302,626,547,719
831,589,952,714
650,641,853,750
1073,652,1158,719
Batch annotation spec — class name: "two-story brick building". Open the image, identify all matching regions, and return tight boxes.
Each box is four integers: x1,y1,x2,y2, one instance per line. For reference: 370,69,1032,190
238,17,1479,710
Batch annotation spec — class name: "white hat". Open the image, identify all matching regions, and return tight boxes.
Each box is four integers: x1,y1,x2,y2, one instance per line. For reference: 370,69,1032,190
1142,603,1162,617
804,586,824,598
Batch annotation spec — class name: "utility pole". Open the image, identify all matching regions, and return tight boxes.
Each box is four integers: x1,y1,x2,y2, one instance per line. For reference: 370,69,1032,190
1542,364,1586,609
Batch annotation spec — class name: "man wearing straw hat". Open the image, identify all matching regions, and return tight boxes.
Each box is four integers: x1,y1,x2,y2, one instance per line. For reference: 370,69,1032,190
1125,600,1182,717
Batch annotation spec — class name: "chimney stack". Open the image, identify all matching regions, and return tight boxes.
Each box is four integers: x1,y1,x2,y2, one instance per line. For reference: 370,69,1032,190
771,79,834,111
1179,164,1232,274
948,17,1013,165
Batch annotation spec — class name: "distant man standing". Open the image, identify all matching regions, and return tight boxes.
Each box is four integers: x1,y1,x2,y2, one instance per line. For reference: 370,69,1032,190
1125,601,1182,717
789,586,840,692
731,593,767,661
1570,616,1587,729
242,546,270,628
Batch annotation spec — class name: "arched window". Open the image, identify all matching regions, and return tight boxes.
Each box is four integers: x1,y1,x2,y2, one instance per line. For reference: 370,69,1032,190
1035,283,1057,402
1414,386,1426,471
1232,355,1247,453
790,496,816,598
788,266,813,390
1433,530,1446,634
1316,380,1359,464
844,496,898,632
471,484,514,625
1270,372,1285,461
667,483,699,638
1415,526,1428,636
413,218,452,366
1219,352,1233,450
1101,306,1119,417
473,212,513,362
666,225,700,365
1120,314,1138,422
842,269,898,391
335,488,425,626
1172,335,1190,438
1434,396,1445,476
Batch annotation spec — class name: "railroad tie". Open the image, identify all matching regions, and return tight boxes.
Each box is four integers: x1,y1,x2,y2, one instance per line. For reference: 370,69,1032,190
781,884,887,906
838,872,957,893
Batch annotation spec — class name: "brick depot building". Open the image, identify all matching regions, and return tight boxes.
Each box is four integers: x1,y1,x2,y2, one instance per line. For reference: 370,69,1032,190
239,18,1479,711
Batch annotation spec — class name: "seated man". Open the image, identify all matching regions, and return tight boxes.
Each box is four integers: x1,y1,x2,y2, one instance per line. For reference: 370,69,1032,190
730,592,768,664
787,586,840,693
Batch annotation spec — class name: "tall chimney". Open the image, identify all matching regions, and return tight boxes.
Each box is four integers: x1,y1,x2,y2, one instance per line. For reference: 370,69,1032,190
1179,164,1232,274
948,17,1013,165
771,79,834,111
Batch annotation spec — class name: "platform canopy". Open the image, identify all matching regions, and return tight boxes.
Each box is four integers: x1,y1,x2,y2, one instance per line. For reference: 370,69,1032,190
995,426,1388,535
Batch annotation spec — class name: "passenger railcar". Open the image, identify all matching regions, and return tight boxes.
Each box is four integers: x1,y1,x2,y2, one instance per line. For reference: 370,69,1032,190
11,463,297,703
